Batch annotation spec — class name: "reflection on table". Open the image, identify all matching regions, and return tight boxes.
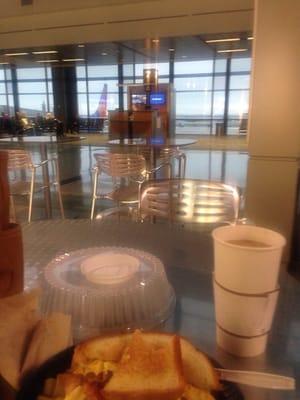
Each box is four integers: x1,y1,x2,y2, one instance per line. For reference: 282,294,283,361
22,219,299,400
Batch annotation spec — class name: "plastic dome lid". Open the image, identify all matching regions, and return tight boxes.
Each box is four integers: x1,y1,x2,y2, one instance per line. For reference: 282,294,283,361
42,247,176,341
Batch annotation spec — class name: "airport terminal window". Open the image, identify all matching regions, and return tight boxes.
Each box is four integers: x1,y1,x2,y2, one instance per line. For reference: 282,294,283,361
174,60,213,75
231,58,251,72
88,79,118,93
76,63,119,131
174,76,212,91
227,58,251,134
123,64,135,109
212,91,225,117
174,60,217,134
16,66,53,116
228,90,250,114
174,57,251,135
214,59,227,73
135,63,169,78
87,65,118,78
74,56,251,135
0,66,14,116
229,75,250,90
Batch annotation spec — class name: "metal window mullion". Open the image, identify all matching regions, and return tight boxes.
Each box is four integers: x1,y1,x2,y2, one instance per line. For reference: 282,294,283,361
223,57,231,135
45,66,50,112
209,55,216,136
118,62,124,111
85,62,90,127
3,67,10,115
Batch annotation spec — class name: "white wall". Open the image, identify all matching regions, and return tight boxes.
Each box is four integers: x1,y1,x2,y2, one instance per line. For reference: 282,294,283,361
248,0,300,158
0,0,253,48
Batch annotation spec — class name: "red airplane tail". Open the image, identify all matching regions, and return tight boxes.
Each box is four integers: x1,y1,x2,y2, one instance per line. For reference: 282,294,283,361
94,83,108,118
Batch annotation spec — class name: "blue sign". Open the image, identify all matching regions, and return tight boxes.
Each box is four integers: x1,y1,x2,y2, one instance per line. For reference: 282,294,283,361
150,92,166,105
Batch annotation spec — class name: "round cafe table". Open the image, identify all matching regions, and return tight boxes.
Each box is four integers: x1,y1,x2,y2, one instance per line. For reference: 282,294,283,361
108,137,197,148
22,219,298,400
108,137,197,172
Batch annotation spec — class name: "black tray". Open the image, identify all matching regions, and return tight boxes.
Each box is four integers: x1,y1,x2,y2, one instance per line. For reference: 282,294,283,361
17,346,244,400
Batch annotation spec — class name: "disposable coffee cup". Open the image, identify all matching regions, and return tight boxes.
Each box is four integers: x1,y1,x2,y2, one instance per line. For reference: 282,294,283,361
212,225,286,294
216,326,269,358
213,279,279,337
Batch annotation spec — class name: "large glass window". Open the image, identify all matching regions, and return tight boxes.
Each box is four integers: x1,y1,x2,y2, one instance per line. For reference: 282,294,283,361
174,60,216,134
0,66,14,116
227,58,251,134
174,57,251,135
74,55,251,135
16,66,53,117
174,60,213,75
135,63,169,79
76,63,119,132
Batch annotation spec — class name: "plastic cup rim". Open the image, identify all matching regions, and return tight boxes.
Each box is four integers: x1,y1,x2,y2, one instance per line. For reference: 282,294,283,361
212,225,286,251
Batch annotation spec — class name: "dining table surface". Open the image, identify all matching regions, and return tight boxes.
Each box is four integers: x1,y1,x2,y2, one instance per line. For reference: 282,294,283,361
22,219,299,400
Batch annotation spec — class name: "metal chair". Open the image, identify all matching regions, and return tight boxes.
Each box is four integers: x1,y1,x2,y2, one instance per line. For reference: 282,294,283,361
139,178,240,225
159,148,186,178
7,149,64,222
90,153,147,220
136,147,186,178
91,152,172,220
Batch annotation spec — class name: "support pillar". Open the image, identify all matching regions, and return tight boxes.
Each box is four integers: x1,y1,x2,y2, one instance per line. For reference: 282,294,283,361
245,0,300,264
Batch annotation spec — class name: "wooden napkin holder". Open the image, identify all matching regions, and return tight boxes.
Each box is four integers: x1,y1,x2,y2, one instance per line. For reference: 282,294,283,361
0,151,24,298
0,223,24,298
0,377,16,400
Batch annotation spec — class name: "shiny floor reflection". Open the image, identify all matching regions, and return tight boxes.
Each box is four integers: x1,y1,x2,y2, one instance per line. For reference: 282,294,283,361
7,143,249,221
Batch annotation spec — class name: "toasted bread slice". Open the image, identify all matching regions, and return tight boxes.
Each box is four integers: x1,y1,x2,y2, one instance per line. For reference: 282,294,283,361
181,384,215,400
71,331,220,393
102,330,185,400
72,333,131,370
137,333,220,391
179,337,220,391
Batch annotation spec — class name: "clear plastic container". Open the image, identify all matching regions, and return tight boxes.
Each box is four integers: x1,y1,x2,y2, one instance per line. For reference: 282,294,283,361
42,247,176,341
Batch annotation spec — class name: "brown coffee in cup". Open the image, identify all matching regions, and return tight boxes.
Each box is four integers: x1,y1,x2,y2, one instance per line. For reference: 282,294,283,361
227,239,272,248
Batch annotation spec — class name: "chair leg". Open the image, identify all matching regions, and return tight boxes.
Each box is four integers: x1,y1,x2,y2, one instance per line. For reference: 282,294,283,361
90,170,98,220
28,169,36,223
181,153,187,178
54,158,64,219
177,157,182,178
56,184,65,219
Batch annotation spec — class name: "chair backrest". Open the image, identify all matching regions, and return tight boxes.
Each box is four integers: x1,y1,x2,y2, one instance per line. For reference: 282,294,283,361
6,149,33,170
139,178,240,224
94,153,146,178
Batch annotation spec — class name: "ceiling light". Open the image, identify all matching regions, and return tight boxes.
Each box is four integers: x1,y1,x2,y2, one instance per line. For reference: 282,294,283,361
36,59,59,63
206,38,240,43
62,58,85,62
0,62,9,65
217,49,248,53
152,39,160,43
32,50,58,54
181,55,187,58
101,52,108,56
5,52,29,56
169,48,175,52
78,44,85,48
247,36,254,40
